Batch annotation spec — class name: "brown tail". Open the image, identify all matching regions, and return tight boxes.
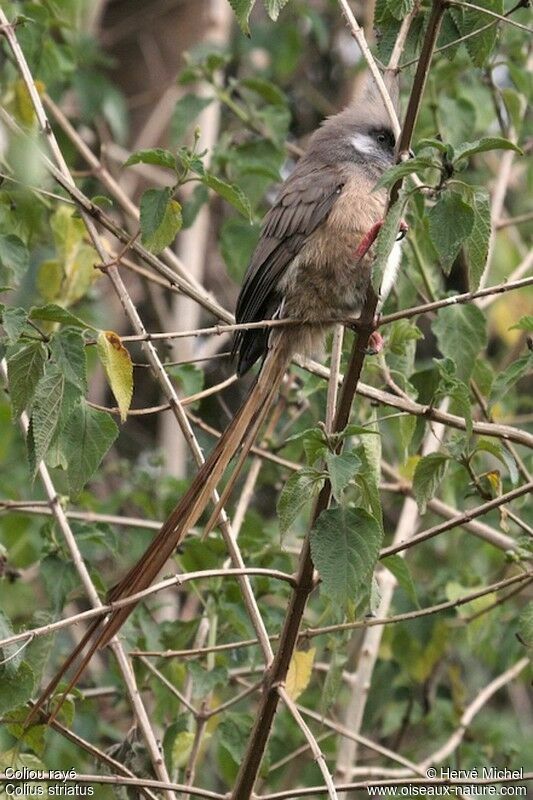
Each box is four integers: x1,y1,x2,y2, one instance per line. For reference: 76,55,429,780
28,339,291,724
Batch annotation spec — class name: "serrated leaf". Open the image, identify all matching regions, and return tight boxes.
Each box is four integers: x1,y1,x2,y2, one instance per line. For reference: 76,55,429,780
453,136,522,163
489,352,532,408
428,191,474,274
462,0,504,67
192,166,252,220
325,451,361,502
277,468,325,534
31,365,77,473
0,661,35,714
433,304,487,382
6,341,46,418
386,0,414,20
124,148,177,170
228,0,256,34
283,426,329,465
140,188,182,253
372,191,406,293
412,453,449,514
96,330,133,422
218,713,253,765
0,234,29,281
187,663,227,698
286,648,315,700
30,303,93,329
1,306,27,342
310,507,383,608
62,400,119,495
49,328,87,393
382,555,419,607
464,190,491,290
170,95,213,143
263,0,290,20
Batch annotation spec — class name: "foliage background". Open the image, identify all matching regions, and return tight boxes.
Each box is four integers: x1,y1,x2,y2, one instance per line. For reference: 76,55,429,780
0,0,531,797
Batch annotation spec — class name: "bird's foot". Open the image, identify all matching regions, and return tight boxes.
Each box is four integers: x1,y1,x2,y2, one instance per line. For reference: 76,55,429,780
365,330,384,355
355,218,409,260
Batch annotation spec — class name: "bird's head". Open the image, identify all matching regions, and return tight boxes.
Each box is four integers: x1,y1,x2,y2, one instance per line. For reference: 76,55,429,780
308,72,400,174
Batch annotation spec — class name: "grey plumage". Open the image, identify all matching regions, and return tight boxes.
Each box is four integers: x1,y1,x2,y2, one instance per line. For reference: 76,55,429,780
233,75,400,375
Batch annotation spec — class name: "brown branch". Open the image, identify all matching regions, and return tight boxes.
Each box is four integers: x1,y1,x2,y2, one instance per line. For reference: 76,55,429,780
382,480,533,557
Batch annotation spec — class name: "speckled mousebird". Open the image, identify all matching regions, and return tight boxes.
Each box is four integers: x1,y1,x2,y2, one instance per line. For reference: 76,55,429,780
30,73,404,721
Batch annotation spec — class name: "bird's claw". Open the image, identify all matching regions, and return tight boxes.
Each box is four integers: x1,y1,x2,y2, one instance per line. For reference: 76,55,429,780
365,330,384,355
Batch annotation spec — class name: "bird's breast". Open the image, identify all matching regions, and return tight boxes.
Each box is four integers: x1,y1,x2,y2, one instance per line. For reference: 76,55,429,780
279,174,387,322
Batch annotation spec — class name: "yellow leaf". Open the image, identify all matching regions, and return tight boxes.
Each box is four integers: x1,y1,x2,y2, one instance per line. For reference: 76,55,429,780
171,731,195,770
285,648,315,701
14,79,45,125
97,331,133,423
36,259,63,302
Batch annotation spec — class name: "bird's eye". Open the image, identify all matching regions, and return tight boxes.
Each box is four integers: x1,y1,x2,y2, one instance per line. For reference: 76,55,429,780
376,129,394,147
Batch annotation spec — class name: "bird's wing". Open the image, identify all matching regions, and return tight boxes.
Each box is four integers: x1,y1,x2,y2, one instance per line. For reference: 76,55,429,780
234,161,345,373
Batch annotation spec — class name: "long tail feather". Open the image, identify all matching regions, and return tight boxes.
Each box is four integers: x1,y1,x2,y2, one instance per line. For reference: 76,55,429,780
30,339,291,722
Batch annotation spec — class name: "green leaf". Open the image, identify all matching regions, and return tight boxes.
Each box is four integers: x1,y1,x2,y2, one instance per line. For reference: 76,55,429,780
6,342,47,418
219,713,254,765
140,188,182,254
374,157,435,191
325,451,361,502
31,365,78,473
386,0,414,20
372,191,406,293
0,611,23,676
428,191,474,275
489,352,532,408
0,234,29,281
277,468,325,534
49,328,87,393
263,0,290,21
433,304,487,382
241,76,286,105
181,184,209,228
1,306,27,342
462,0,504,67
228,0,255,35
124,148,177,171
170,95,213,143
283,426,329,465
310,507,383,608
187,663,227,698
194,169,252,221
62,400,119,495
0,661,35,714
510,316,533,332
464,190,491,291
435,357,473,439
30,303,93,329
454,137,522,163
412,453,449,514
382,555,419,607
220,218,261,282
96,330,133,422
474,438,519,486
